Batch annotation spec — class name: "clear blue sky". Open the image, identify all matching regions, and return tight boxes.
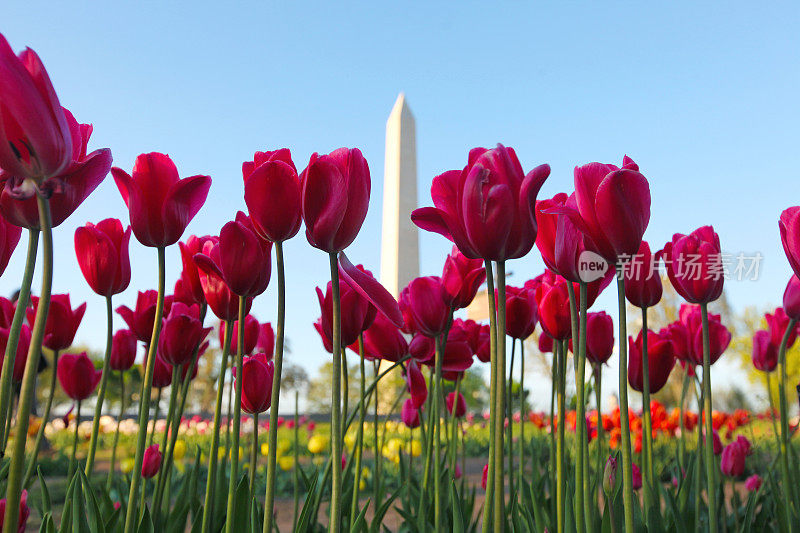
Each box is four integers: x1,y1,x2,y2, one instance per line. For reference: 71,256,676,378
2,2,799,408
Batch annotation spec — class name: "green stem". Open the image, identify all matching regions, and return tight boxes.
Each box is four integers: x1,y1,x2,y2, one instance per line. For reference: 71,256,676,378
68,400,81,483
678,372,688,476
22,349,58,488
481,260,497,533
249,413,258,500
493,261,507,533
349,335,367,529
122,246,166,533
450,376,462,477
694,377,703,530
549,342,557,525
640,306,654,523
200,318,233,533
556,339,567,533
328,252,343,533
264,240,286,533
518,340,525,493
700,303,717,533
149,388,162,448
107,371,125,492
507,337,515,500
292,391,300,532
0,229,37,456
575,283,589,532
766,373,781,450
433,334,444,530
616,276,635,533
225,296,247,533
594,364,604,510
85,295,114,476
372,359,381,509
777,317,796,531
2,197,51,533
152,366,180,523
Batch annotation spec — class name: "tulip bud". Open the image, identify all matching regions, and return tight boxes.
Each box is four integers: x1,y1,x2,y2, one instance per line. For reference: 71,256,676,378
662,226,724,304
74,219,132,297
632,462,643,490
446,392,467,418
602,456,617,495
783,276,800,321
481,464,489,490
141,444,162,479
744,474,762,492
109,329,137,371
57,352,101,402
401,399,420,429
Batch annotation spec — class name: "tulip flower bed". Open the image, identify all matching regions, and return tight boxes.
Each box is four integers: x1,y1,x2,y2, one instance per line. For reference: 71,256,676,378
1,30,800,533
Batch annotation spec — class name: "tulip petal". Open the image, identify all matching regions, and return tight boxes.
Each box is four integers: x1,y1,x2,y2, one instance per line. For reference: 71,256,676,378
162,174,212,246
301,154,347,251
50,147,112,228
338,252,404,327
595,169,651,259
244,160,302,242
75,226,117,296
410,207,453,240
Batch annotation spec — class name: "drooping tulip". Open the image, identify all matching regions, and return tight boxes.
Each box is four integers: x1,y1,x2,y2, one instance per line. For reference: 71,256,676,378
405,360,427,409
57,352,101,401
628,329,675,394
585,311,614,365
178,235,217,305
446,392,467,417
109,329,137,371
403,276,450,338
238,353,274,415
572,157,650,266
243,149,302,242
27,294,85,352
111,152,211,248
117,290,174,343
783,275,800,321
361,312,408,362
300,148,370,253
0,324,31,382
503,285,537,340
141,444,162,479
74,219,131,297
662,226,724,304
159,302,211,367
441,246,486,310
220,314,260,357
624,241,662,309
0,34,72,188
765,307,796,349
401,398,420,429
752,330,778,373
412,144,550,261
193,212,271,298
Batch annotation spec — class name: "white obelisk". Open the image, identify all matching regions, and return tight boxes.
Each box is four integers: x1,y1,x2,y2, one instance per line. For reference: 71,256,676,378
380,93,419,298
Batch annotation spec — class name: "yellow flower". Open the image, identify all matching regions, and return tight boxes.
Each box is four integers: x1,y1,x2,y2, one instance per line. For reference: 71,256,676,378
344,433,356,450
27,416,41,437
277,439,291,454
359,479,366,491
261,443,270,457
307,435,328,454
410,440,422,457
230,446,244,461
218,447,227,460
386,438,404,454
278,456,295,471
121,458,134,474
173,440,186,461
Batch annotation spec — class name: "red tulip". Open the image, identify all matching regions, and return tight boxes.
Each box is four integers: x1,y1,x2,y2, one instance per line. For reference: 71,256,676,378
533,271,572,340
238,353,274,415
481,464,489,490
257,322,275,358
180,341,207,382
572,157,650,266
193,238,252,321
193,213,271,298
401,398,420,428
456,318,488,363
117,290,174,343
744,474,762,491
220,314,260,356
111,152,211,248
0,324,31,382
338,253,403,327
411,324,474,380
57,352,101,401
151,354,172,389
316,271,376,348
300,148,370,253
172,275,196,307
503,285,537,340
662,226,724,304
178,235,217,305
141,444,161,479
405,360,427,409
720,440,746,477
780,206,800,279
110,329,137,371
27,294,85,352
361,312,408,362
403,276,450,338
766,307,796,349
632,462,643,490
628,329,675,394
446,392,467,417
624,241,662,308
752,330,778,373
441,246,486,310
0,215,20,277
0,107,112,229
244,149,302,242
677,304,731,365
0,488,29,533
783,275,800,321
0,34,72,187
535,192,569,272
585,311,614,365
412,144,550,261
74,219,131,297
313,319,333,354
0,298,14,328
159,302,211,367
538,333,554,354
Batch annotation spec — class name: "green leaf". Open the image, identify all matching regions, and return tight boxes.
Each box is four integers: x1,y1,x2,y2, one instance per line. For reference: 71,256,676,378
37,467,51,515
295,473,319,533
71,471,91,533
39,512,55,533
136,505,154,533
352,497,370,533
232,475,251,532
80,469,105,533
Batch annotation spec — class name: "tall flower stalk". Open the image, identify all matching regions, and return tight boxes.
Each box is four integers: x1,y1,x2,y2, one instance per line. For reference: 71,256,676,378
349,335,367,530
22,349,59,488
84,295,114,475
699,303,717,533
328,252,344,533
777,319,796,530
616,276,635,533
481,260,498,533
225,296,248,533
3,197,52,533
640,306,654,521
